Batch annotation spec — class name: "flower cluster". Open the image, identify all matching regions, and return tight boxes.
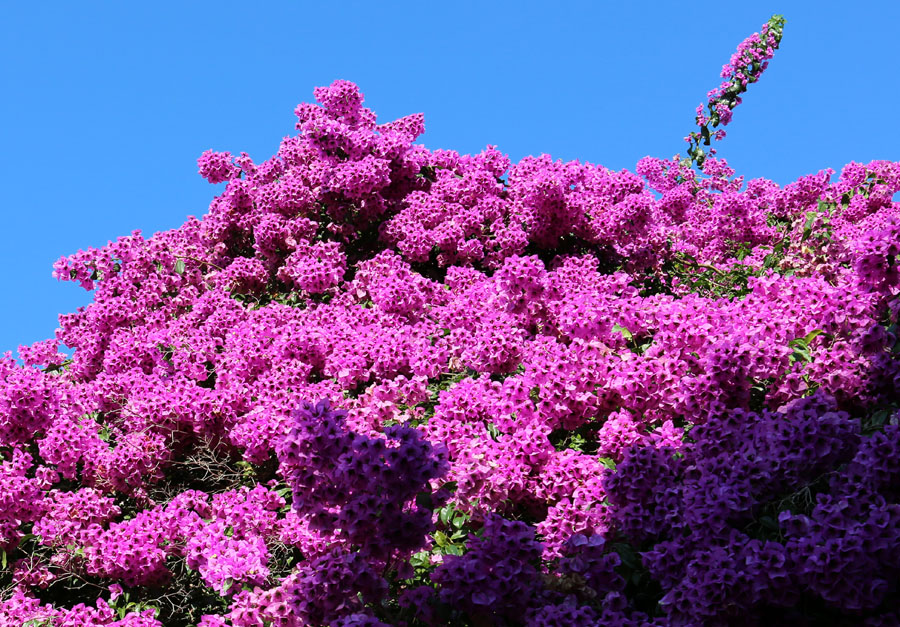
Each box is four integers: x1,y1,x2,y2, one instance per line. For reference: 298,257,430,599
430,515,543,622
276,400,449,560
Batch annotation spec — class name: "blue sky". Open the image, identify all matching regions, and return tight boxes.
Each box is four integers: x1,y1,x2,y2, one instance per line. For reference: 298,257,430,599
2,1,899,354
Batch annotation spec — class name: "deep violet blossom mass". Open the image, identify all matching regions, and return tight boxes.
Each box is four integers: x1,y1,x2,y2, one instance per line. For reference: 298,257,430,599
1,14,900,626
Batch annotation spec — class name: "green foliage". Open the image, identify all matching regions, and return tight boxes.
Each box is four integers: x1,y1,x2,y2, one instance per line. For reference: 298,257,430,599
610,540,664,616
401,485,475,617
613,323,654,354
667,252,760,299
108,590,159,621
548,419,607,456
788,329,829,365
383,370,476,428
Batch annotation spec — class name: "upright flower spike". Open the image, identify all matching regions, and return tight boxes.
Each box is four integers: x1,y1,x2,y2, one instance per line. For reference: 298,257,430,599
686,15,786,167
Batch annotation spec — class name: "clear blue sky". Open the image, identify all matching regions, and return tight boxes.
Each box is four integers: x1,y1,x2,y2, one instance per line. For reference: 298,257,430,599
2,1,899,354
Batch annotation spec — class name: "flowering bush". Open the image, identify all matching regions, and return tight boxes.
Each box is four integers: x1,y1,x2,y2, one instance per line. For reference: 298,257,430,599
2,14,899,626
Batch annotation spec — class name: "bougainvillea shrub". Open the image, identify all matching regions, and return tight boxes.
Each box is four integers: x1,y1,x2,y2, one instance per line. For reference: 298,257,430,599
2,14,900,626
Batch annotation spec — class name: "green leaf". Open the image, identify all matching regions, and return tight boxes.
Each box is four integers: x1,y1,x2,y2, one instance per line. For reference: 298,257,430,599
612,324,633,341
864,409,892,433
416,491,434,511
613,542,640,570
759,515,779,531
788,329,827,364
441,480,458,494
433,531,449,547
800,210,818,243
790,345,812,364
801,329,825,345
410,551,430,569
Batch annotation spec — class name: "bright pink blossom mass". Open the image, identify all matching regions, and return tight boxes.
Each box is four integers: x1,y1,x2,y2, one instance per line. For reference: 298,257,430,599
2,15,900,626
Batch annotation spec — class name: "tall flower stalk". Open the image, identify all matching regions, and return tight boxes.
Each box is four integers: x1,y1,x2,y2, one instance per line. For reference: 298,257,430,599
686,15,786,167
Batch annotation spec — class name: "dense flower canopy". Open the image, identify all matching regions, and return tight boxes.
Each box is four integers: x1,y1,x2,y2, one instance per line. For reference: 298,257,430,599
2,15,899,626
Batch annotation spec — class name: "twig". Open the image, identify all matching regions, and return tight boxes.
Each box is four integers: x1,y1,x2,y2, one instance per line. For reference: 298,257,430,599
174,255,225,272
